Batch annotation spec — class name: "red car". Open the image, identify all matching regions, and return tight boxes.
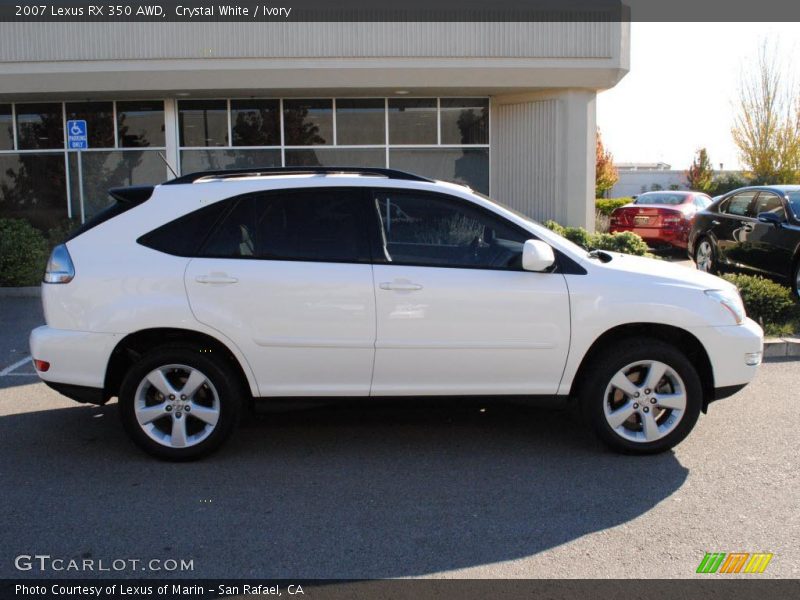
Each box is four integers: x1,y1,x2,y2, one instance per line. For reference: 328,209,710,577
609,191,713,249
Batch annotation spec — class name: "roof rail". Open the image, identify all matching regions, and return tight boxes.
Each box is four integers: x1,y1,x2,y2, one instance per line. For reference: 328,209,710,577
162,166,434,185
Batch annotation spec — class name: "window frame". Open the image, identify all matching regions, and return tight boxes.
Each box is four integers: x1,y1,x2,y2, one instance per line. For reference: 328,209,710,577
752,191,787,221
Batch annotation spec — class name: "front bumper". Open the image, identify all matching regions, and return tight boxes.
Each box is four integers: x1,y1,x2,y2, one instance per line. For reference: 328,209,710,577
691,317,763,393
29,326,121,396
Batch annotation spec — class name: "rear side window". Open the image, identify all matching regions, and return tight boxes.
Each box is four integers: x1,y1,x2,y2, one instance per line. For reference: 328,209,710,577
752,193,786,219
138,201,230,256
198,189,371,263
722,192,757,217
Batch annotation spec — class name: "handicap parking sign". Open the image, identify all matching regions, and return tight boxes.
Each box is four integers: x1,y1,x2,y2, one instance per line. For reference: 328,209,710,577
67,120,88,149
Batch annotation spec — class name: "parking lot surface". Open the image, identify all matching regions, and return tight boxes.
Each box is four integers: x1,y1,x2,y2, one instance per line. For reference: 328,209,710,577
0,297,797,579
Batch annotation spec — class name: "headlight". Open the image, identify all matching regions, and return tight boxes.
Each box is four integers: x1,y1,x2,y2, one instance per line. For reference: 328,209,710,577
705,288,745,325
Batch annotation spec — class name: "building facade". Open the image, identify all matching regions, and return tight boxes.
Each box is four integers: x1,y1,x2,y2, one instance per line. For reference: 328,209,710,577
0,20,629,232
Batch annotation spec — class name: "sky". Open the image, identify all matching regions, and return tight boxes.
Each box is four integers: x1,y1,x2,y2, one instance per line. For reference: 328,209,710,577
596,22,800,171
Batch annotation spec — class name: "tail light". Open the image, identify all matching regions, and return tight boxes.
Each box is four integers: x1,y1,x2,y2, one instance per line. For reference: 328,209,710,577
33,359,50,372
43,244,75,284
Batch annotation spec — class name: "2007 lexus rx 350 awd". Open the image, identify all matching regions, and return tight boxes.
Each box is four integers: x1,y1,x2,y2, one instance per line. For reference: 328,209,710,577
30,167,763,460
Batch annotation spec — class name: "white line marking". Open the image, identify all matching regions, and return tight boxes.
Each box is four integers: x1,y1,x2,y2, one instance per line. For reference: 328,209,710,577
0,356,33,376
3,373,38,377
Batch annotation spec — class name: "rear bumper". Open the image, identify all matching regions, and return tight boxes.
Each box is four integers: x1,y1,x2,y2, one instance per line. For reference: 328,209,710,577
29,326,121,396
43,381,107,405
609,225,689,248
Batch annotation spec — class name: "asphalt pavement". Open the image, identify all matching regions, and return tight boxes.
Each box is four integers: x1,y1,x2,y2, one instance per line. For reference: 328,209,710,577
0,296,797,580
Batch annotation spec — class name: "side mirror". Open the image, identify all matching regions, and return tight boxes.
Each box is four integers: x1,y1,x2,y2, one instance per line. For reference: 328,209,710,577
757,212,784,227
522,240,555,272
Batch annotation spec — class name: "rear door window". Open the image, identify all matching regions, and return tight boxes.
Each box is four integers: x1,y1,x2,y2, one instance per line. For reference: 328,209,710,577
137,200,230,256
752,193,786,220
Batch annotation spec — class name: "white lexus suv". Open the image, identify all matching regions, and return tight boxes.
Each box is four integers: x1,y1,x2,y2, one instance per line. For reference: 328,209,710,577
30,167,763,460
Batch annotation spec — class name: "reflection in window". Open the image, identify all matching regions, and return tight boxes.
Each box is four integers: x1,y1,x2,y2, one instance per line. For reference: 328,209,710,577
117,101,165,148
285,148,385,168
231,99,280,146
180,149,281,174
178,100,228,147
0,105,13,150
283,99,332,146
388,99,437,145
15,103,63,150
0,153,67,231
390,148,489,194
65,102,115,148
440,98,489,145
336,99,385,145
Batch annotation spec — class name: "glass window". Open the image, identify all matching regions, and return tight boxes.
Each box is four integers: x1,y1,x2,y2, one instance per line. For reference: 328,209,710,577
285,148,385,168
200,190,369,263
231,99,280,146
65,102,115,148
723,192,757,217
180,149,281,174
634,193,689,206
336,99,385,145
0,153,67,231
693,195,711,209
388,98,437,145
138,200,231,257
787,192,800,218
0,104,13,150
178,100,228,147
68,150,167,220
283,99,332,146
389,148,489,194
117,100,165,148
440,98,489,145
15,103,63,150
753,193,786,220
374,191,527,269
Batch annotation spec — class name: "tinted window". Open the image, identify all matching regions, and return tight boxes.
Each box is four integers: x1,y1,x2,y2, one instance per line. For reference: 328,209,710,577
283,100,333,146
65,102,115,148
179,100,228,147
336,99,385,145
16,103,63,149
138,201,230,256
0,104,14,150
374,191,528,269
753,193,786,220
723,192,757,217
439,98,489,144
199,190,370,263
787,192,800,218
231,99,280,146
388,98,437,145
117,101,165,147
634,193,688,206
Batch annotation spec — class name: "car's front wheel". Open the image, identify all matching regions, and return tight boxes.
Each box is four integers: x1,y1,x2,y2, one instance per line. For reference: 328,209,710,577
580,338,703,454
119,345,243,460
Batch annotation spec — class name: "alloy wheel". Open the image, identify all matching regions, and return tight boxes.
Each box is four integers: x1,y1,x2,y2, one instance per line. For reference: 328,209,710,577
602,360,687,444
695,240,713,273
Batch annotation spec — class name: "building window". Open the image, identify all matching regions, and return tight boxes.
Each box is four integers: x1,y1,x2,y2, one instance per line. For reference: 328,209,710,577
0,105,13,151
0,153,67,231
180,149,281,174
117,100,165,148
231,99,280,146
335,99,385,145
285,148,386,168
388,98,438,145
283,99,333,146
15,103,63,150
65,102,115,148
390,148,489,194
178,100,228,147
440,98,489,145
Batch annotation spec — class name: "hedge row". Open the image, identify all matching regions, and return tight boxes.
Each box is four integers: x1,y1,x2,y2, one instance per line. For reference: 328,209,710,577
544,220,651,256
721,274,799,335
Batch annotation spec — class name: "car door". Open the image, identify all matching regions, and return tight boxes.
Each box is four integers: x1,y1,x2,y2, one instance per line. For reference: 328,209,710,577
747,192,795,278
715,191,758,267
369,189,571,396
185,187,377,397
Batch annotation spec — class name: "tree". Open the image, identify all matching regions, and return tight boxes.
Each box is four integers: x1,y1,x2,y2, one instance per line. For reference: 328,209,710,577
686,148,715,192
732,43,800,184
595,128,618,198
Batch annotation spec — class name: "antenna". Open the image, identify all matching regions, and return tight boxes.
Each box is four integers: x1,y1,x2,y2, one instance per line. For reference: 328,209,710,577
158,152,179,179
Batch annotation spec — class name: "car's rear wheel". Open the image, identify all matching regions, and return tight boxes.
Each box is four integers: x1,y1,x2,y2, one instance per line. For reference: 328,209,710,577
580,338,702,454
119,345,243,460
792,260,800,298
694,237,717,274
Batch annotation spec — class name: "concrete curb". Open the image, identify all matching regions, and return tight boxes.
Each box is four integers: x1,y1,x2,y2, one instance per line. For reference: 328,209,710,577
0,286,40,298
763,337,800,360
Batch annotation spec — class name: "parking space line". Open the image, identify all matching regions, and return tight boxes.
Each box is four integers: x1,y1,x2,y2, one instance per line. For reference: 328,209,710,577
0,356,33,376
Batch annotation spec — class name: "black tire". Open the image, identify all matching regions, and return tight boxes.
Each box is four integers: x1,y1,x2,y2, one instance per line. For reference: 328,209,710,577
119,344,244,461
792,260,800,299
580,337,703,455
694,236,718,275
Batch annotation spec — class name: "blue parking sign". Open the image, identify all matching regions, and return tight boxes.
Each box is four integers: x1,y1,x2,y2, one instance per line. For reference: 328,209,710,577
67,120,88,149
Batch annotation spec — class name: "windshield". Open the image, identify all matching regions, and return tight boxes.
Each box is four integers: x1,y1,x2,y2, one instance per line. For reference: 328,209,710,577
787,192,800,218
634,193,688,206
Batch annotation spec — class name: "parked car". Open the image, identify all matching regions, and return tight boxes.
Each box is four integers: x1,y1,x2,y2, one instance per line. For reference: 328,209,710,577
689,185,800,296
610,191,713,249
31,167,763,460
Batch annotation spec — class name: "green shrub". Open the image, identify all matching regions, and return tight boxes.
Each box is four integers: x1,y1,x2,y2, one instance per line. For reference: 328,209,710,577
595,198,632,216
721,274,797,327
0,218,49,287
591,231,651,256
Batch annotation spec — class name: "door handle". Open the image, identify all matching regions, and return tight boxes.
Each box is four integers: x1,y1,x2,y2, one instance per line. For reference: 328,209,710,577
195,275,239,284
740,221,754,232
379,281,423,291
711,220,721,226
